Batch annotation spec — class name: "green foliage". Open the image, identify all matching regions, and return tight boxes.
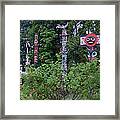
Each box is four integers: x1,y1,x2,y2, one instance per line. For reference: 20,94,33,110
26,20,62,65
20,20,100,100
20,20,100,66
20,57,63,100
67,36,88,69
21,60,100,100
78,20,100,35
64,60,100,100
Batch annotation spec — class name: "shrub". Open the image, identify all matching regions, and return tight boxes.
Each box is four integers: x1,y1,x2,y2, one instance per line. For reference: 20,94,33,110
64,60,100,100
20,60,100,100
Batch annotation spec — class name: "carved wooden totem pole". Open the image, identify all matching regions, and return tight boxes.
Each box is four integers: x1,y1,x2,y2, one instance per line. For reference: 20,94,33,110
56,23,68,79
34,33,39,64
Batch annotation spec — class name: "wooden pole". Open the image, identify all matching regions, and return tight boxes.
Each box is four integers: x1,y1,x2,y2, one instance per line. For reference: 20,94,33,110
34,33,39,64
56,23,68,79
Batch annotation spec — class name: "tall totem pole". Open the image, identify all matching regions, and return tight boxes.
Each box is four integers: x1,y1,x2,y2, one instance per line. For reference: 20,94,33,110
56,23,68,79
73,20,100,61
34,33,39,64
26,40,30,65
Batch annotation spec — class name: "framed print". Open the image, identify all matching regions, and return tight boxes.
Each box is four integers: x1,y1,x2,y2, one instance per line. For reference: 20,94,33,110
0,0,119,119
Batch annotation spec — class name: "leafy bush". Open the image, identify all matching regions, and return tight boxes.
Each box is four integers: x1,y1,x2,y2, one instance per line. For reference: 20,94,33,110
64,60,100,100
20,60,100,100
20,60,63,100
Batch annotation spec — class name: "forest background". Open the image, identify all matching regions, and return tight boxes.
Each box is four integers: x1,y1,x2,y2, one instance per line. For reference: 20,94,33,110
20,20,100,100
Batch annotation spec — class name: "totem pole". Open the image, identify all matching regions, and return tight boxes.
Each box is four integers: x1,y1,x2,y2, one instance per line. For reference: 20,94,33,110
34,33,39,64
20,38,30,73
73,20,100,61
56,23,68,78
26,40,30,65
73,21,83,36
80,33,100,61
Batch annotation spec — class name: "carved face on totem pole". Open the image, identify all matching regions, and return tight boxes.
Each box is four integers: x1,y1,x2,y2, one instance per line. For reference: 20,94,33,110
80,33,100,61
84,33,98,47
